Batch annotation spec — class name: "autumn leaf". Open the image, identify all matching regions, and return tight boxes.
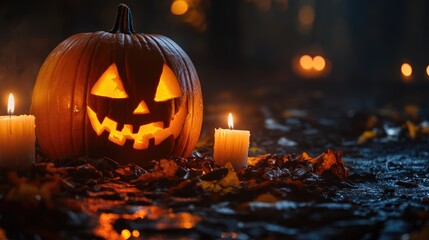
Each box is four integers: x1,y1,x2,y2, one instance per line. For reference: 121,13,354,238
310,150,348,180
248,154,271,166
358,130,377,144
295,150,348,180
133,159,178,182
218,162,240,188
296,152,313,162
406,120,417,139
197,162,240,195
253,193,279,203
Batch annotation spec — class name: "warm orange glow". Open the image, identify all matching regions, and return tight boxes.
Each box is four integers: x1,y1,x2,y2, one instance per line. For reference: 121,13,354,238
94,208,153,239
121,229,131,239
86,102,186,149
299,55,313,70
154,64,183,102
255,0,271,12
91,63,128,99
93,207,201,239
179,212,195,229
299,5,315,25
133,100,150,114
228,113,234,129
426,65,429,77
293,54,331,78
401,63,412,77
132,230,140,238
313,55,326,71
171,0,189,16
7,93,14,115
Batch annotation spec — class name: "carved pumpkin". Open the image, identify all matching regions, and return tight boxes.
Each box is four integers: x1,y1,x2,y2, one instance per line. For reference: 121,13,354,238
31,4,203,165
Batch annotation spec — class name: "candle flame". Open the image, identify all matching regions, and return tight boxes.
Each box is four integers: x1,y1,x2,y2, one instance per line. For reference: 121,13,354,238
228,113,234,129
7,93,14,115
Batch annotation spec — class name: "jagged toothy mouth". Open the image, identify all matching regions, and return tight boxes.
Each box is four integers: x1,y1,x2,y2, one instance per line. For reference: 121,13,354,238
86,106,186,150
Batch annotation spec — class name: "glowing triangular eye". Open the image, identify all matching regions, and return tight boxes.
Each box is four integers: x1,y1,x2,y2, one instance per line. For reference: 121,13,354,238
134,100,150,114
154,64,182,102
91,63,128,99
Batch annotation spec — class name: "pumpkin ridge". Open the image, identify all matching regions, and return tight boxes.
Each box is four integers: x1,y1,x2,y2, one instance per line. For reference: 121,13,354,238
143,34,184,155
56,33,96,157
145,35,183,94
122,33,134,127
149,35,191,156
108,33,126,132
46,34,95,158
152,35,202,156
150,35,182,115
125,34,147,117
82,32,109,155
67,34,98,156
85,32,118,155
31,35,82,158
163,35,203,156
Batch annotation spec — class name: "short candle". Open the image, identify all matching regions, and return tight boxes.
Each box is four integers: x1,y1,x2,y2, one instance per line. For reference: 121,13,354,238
214,113,250,171
0,93,35,170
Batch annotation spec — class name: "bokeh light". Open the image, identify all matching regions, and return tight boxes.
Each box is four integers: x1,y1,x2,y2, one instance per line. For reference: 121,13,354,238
313,56,326,71
132,230,140,238
171,0,189,16
401,63,412,77
298,5,315,25
300,55,313,70
121,229,131,240
426,65,429,77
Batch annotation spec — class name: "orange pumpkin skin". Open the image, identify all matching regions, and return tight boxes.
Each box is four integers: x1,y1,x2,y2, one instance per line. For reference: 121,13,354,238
31,4,203,165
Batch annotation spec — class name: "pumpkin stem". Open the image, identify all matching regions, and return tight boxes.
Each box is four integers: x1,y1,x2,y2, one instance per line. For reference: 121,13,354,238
110,3,135,34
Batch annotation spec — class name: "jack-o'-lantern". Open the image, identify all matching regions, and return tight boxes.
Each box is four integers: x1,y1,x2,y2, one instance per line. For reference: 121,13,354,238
31,4,203,166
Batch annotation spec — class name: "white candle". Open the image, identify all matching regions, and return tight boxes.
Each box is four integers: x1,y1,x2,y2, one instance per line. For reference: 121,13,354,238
214,113,250,171
0,93,35,170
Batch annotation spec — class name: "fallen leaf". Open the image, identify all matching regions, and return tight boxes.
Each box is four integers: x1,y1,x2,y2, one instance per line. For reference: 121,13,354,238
358,130,377,144
406,120,417,139
197,163,240,195
133,159,179,182
248,154,271,166
309,150,348,180
296,152,313,162
253,193,279,203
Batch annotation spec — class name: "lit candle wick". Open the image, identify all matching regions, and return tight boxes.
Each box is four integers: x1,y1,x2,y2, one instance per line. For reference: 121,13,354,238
7,93,14,134
7,93,14,116
228,113,234,130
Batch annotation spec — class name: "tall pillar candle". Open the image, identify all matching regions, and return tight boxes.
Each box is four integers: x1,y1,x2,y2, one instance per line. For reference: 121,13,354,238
0,93,35,170
214,113,250,171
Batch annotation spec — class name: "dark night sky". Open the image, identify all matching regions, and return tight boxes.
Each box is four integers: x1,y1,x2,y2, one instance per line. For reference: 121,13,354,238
0,0,428,114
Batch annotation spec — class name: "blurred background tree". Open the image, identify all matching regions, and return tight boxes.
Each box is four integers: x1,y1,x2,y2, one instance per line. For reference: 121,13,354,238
0,0,428,113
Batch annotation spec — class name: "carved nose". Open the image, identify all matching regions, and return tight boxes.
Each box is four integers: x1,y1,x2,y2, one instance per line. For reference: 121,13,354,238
133,100,150,114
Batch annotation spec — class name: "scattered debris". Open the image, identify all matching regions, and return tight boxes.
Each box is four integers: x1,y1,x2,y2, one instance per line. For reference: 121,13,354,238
277,137,298,147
